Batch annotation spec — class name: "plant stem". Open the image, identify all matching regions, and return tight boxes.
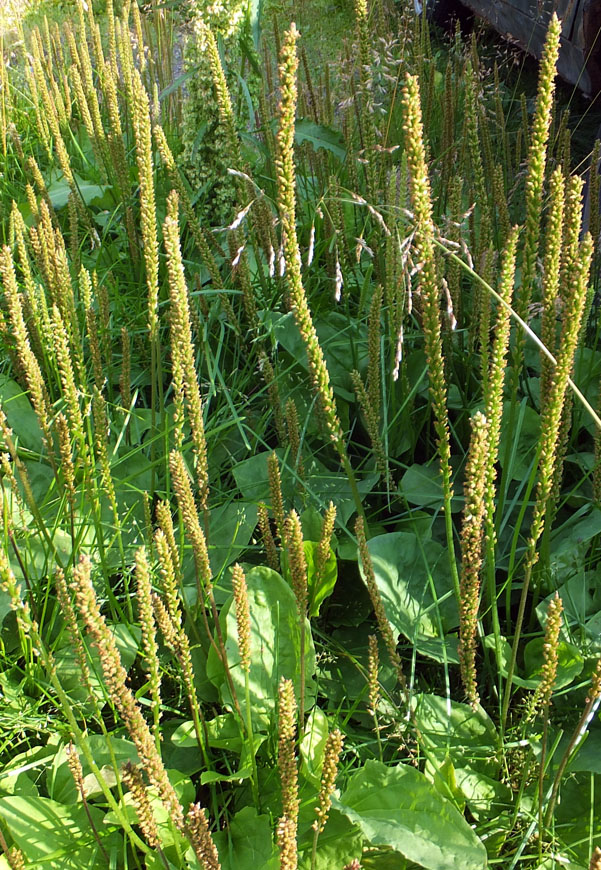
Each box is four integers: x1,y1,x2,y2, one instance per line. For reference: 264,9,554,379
544,692,601,827
244,670,260,810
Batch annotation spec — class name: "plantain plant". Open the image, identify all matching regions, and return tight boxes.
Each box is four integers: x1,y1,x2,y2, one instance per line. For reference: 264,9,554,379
0,2,600,868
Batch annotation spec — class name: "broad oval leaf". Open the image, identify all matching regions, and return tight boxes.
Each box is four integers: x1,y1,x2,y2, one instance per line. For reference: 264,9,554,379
413,694,499,773
300,706,330,787
413,694,510,819
0,375,44,452
523,637,583,689
206,566,316,726
484,635,583,690
0,795,117,869
359,532,458,652
333,759,487,870
48,735,140,804
212,806,279,870
233,449,377,525
294,119,346,160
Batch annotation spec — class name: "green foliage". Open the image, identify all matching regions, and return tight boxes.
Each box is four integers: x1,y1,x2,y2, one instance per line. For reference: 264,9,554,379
1,1,601,868
334,759,488,869
207,565,317,725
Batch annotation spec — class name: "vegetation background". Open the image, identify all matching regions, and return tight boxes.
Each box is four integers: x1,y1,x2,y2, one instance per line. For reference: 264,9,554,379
0,0,601,868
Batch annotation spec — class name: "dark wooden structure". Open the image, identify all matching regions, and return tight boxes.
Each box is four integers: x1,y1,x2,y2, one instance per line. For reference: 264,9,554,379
432,0,601,95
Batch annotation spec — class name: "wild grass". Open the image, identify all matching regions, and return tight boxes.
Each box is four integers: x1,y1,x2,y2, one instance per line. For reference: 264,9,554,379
0,0,601,868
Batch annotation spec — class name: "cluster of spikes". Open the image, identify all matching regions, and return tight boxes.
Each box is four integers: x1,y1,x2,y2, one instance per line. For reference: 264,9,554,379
1,0,601,865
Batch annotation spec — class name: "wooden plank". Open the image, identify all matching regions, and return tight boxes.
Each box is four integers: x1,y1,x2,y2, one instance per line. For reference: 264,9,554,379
459,0,596,92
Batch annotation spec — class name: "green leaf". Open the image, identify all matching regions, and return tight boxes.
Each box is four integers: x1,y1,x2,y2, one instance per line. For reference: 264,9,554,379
333,759,487,870
299,508,325,543
536,570,601,630
47,173,109,209
360,532,459,651
523,637,583,689
553,772,601,864
359,851,408,869
294,119,346,159
549,508,601,579
0,769,38,799
54,623,141,708
298,811,364,870
145,855,180,870
400,464,461,511
307,541,337,617
0,583,13,628
48,735,139,804
212,807,279,870
233,450,377,525
317,626,396,709
554,723,601,774
207,501,259,576
200,767,253,784
0,795,115,869
535,860,586,870
171,716,266,783
413,694,499,774
249,0,263,48
483,635,583,690
424,755,465,812
0,375,44,452
413,694,510,818
300,706,330,787
173,713,241,751
206,566,316,726
498,401,539,480
159,68,197,100
266,310,367,401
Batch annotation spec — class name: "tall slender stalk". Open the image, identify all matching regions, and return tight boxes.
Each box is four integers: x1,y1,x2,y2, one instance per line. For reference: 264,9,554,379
483,227,518,677
501,233,593,731
401,73,459,603
132,68,160,495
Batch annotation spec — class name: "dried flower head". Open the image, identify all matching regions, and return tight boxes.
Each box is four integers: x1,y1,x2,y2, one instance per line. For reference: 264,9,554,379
169,450,212,594
132,69,158,339
533,593,563,715
278,677,299,823
355,517,406,693
122,762,160,849
518,13,561,322
367,634,379,716
186,804,221,870
276,814,297,870
257,502,279,571
275,24,345,452
231,563,251,673
72,556,184,830
136,547,162,740
284,510,308,616
589,847,601,870
267,452,286,541
65,742,85,795
458,412,489,707
314,503,336,590
285,399,305,480
587,656,601,706
313,729,344,833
